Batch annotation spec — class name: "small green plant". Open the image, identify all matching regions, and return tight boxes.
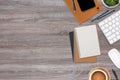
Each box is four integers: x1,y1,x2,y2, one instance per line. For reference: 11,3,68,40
104,0,119,6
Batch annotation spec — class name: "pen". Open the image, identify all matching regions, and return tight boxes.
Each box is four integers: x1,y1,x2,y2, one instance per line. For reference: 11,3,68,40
97,10,115,20
112,69,118,80
72,0,76,13
91,10,109,22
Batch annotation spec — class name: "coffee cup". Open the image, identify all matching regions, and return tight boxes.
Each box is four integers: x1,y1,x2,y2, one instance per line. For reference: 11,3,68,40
89,69,108,80
102,0,120,8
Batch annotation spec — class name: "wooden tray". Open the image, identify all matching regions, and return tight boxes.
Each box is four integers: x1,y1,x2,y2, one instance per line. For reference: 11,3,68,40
64,0,103,24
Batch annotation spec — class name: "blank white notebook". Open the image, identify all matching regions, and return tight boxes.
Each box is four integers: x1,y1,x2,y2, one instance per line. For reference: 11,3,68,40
74,25,100,58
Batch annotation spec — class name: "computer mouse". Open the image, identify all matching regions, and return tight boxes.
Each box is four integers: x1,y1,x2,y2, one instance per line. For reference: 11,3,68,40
108,48,120,69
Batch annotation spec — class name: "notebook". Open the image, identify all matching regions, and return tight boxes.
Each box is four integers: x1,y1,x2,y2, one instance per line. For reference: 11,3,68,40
74,33,96,62
74,25,100,58
64,0,103,24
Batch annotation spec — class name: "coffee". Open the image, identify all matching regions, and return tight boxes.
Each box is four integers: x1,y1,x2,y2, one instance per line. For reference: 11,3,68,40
88,67,110,80
92,71,106,80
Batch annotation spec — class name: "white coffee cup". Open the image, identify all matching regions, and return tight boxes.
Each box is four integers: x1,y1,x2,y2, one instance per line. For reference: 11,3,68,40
101,0,120,8
89,69,108,80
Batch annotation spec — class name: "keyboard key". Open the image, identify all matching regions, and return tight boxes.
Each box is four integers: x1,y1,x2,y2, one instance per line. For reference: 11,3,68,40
112,25,116,28
115,18,119,21
112,29,115,33
117,36,120,39
112,20,115,23
108,35,113,40
115,13,119,17
116,32,119,35
104,29,109,33
108,22,112,25
108,18,112,21
113,38,117,42
118,10,120,14
106,31,112,37
105,19,109,23
101,26,105,30
99,22,104,26
115,27,119,31
111,34,115,38
110,40,114,44
109,26,112,30
111,15,115,19
116,22,119,25
105,24,109,28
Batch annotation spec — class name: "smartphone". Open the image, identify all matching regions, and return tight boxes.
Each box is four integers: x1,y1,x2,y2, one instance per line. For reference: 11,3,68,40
77,0,96,11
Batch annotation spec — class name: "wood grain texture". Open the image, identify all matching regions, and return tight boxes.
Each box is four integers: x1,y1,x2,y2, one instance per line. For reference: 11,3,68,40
0,0,120,80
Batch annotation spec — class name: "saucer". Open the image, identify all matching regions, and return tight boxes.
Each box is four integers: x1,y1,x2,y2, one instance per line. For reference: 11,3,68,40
88,67,111,80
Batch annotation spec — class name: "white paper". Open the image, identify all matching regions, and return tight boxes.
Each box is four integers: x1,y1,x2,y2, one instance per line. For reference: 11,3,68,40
74,25,100,58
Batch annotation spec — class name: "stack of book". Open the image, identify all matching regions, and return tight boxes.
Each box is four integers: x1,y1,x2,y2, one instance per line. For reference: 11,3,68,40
74,25,100,62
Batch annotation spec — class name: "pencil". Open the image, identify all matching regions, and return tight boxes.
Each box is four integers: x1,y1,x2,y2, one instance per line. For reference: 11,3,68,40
72,0,76,13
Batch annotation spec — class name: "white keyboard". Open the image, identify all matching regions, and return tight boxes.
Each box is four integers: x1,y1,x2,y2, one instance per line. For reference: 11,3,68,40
98,10,120,44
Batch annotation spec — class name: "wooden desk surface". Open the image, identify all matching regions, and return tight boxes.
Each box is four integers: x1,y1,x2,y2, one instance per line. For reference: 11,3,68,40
0,0,119,80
